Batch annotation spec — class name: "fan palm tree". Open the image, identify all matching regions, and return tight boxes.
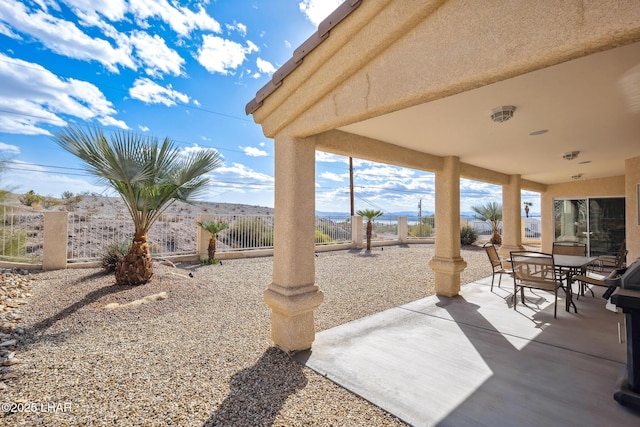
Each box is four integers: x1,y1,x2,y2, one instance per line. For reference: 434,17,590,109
356,209,384,251
54,127,223,285
197,221,228,262
471,202,503,244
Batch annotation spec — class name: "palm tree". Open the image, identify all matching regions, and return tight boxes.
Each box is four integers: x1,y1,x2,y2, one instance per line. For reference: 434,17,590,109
197,221,228,262
471,202,503,245
54,127,223,285
356,209,384,251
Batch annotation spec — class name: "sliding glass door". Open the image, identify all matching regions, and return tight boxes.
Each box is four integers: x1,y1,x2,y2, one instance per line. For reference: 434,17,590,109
553,197,625,256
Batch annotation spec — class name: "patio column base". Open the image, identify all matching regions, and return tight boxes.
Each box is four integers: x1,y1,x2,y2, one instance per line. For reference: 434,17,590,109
429,256,467,297
264,283,324,353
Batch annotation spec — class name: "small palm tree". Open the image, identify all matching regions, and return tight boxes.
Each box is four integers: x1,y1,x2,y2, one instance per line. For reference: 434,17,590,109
197,221,228,262
54,126,223,285
471,202,503,245
356,209,384,251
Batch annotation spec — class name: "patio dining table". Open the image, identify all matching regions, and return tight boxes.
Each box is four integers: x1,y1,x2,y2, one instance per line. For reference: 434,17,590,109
554,254,598,313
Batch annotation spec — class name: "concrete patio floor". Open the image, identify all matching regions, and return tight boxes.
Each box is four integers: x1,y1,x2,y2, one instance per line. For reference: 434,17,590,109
294,277,640,426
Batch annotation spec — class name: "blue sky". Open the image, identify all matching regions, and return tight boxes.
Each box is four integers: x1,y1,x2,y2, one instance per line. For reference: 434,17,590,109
0,0,538,215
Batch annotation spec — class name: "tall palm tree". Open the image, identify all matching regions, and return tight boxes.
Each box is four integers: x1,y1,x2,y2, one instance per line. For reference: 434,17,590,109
356,209,384,251
197,221,228,262
54,127,223,285
471,202,503,245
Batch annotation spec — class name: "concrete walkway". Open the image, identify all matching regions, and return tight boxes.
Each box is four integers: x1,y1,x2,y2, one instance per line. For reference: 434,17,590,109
294,278,640,426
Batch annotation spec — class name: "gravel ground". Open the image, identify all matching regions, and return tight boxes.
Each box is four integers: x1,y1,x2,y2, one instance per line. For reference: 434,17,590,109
1,244,491,426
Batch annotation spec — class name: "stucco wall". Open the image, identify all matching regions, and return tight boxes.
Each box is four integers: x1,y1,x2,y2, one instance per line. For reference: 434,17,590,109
626,157,640,260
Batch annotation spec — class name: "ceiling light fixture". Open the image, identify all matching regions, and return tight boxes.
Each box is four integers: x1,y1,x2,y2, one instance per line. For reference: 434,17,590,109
563,151,580,160
529,129,548,136
490,106,516,123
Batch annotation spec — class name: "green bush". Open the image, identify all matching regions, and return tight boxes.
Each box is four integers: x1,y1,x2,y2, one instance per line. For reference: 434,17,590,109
224,217,273,248
101,241,130,272
460,225,479,245
408,222,433,237
19,190,44,207
315,229,332,243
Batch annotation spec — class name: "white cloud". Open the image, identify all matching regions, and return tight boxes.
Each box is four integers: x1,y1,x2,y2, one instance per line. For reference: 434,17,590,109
259,142,266,147
129,78,189,106
61,0,128,24
252,72,261,79
0,142,20,153
239,146,268,157
212,162,273,183
197,35,259,75
256,58,276,75
226,21,247,36
138,125,149,132
320,171,346,182
0,0,135,73
128,0,221,37
299,0,343,27
128,30,184,77
3,160,106,196
0,53,127,135
193,99,201,107
284,40,291,48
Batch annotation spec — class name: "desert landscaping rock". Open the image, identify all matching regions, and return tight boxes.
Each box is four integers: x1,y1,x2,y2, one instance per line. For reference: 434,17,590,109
1,244,491,425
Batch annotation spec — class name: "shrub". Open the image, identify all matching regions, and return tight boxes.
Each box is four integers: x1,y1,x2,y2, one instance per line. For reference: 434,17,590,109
460,225,479,245
101,241,130,273
224,217,273,248
408,222,433,237
19,190,44,207
315,229,332,243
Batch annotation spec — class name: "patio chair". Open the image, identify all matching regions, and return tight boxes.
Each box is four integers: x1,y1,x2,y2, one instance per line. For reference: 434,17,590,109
594,240,627,272
552,242,587,256
483,243,512,291
576,249,628,298
510,251,563,318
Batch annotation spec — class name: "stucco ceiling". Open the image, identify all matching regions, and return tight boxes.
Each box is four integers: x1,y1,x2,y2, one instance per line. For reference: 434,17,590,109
339,41,640,185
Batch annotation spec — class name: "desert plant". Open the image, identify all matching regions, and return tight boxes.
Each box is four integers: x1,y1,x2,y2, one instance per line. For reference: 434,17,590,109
19,190,44,207
356,209,383,251
471,202,503,245
197,221,228,261
408,218,433,237
460,225,479,245
224,217,273,248
101,241,130,273
315,229,332,243
54,126,223,285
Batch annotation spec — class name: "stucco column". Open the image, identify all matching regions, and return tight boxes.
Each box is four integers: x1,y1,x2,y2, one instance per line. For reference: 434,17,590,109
500,174,525,258
352,215,363,249
264,135,323,352
428,156,467,296
43,211,68,270
398,216,408,244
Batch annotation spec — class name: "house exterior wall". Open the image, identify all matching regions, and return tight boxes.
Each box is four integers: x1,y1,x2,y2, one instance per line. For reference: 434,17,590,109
625,156,640,260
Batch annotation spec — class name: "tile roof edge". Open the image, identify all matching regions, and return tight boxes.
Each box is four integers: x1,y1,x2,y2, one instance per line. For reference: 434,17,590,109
245,0,363,116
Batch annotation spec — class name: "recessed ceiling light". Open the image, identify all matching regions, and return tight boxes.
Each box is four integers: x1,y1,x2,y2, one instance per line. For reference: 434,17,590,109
578,160,592,164
490,106,516,123
529,129,548,136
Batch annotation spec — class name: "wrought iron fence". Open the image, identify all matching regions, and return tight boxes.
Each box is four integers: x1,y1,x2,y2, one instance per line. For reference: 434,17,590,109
0,205,44,262
67,213,198,262
405,216,436,238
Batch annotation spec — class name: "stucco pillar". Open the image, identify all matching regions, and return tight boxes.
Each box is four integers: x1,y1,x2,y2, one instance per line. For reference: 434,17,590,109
352,215,363,249
43,211,68,270
398,216,408,244
429,156,467,297
500,174,525,258
264,135,323,352
626,156,640,261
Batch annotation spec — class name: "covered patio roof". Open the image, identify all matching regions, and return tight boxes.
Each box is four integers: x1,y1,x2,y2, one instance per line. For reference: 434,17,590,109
246,0,640,352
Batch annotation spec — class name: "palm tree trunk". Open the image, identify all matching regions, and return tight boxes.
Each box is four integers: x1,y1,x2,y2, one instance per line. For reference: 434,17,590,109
491,228,502,245
366,220,372,250
115,231,153,285
207,238,216,260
